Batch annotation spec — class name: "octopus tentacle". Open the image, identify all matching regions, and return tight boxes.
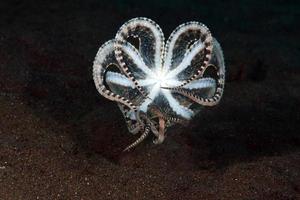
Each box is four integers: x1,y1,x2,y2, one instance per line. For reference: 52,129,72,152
163,38,225,107
123,126,151,152
150,105,188,126
183,77,216,90
106,71,156,88
139,82,160,112
165,40,206,79
163,69,225,107
153,117,165,144
106,71,135,88
117,104,141,135
165,116,189,125
135,110,159,136
179,38,224,88
161,89,194,119
93,40,138,111
163,21,213,80
114,40,149,97
115,17,165,72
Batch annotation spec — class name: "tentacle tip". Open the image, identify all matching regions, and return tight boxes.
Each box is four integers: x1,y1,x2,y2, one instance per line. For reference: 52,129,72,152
122,146,134,152
122,148,130,152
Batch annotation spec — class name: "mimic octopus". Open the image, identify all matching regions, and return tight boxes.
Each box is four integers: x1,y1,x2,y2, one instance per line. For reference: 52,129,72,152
93,17,225,151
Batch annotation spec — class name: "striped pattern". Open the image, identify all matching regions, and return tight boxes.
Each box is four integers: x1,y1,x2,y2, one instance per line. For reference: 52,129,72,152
164,66,225,107
163,21,213,84
114,40,148,97
115,17,165,72
92,18,225,150
166,82,224,106
92,40,138,111
123,126,151,152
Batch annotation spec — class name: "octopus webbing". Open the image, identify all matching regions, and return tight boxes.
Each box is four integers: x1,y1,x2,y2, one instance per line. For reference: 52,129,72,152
93,17,225,151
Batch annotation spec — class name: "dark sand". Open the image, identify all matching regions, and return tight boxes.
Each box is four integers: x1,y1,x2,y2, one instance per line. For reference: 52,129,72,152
0,0,299,199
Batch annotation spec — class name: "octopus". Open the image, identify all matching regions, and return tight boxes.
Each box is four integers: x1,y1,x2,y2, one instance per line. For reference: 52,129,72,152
93,17,225,151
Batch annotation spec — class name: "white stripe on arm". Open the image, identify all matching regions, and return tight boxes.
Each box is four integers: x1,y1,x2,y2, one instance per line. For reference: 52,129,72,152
166,41,205,79
162,89,193,119
183,78,216,90
106,71,135,88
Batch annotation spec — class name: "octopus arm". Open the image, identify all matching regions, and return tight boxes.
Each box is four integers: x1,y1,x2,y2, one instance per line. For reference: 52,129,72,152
162,89,193,119
115,17,165,72
92,39,138,111
163,21,213,76
166,40,205,79
183,78,216,90
106,71,135,88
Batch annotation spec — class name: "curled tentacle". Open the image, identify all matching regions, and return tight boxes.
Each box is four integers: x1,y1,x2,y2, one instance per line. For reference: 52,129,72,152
153,117,165,144
162,67,224,106
114,18,165,97
148,105,188,126
115,17,165,71
146,106,166,144
162,38,225,107
127,121,142,135
165,86,222,106
114,40,149,97
123,126,151,152
163,21,213,84
135,109,159,137
178,38,225,88
117,104,141,135
93,40,138,111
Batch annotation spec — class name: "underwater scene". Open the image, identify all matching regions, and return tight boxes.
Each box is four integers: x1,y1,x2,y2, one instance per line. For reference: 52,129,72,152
0,0,299,199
